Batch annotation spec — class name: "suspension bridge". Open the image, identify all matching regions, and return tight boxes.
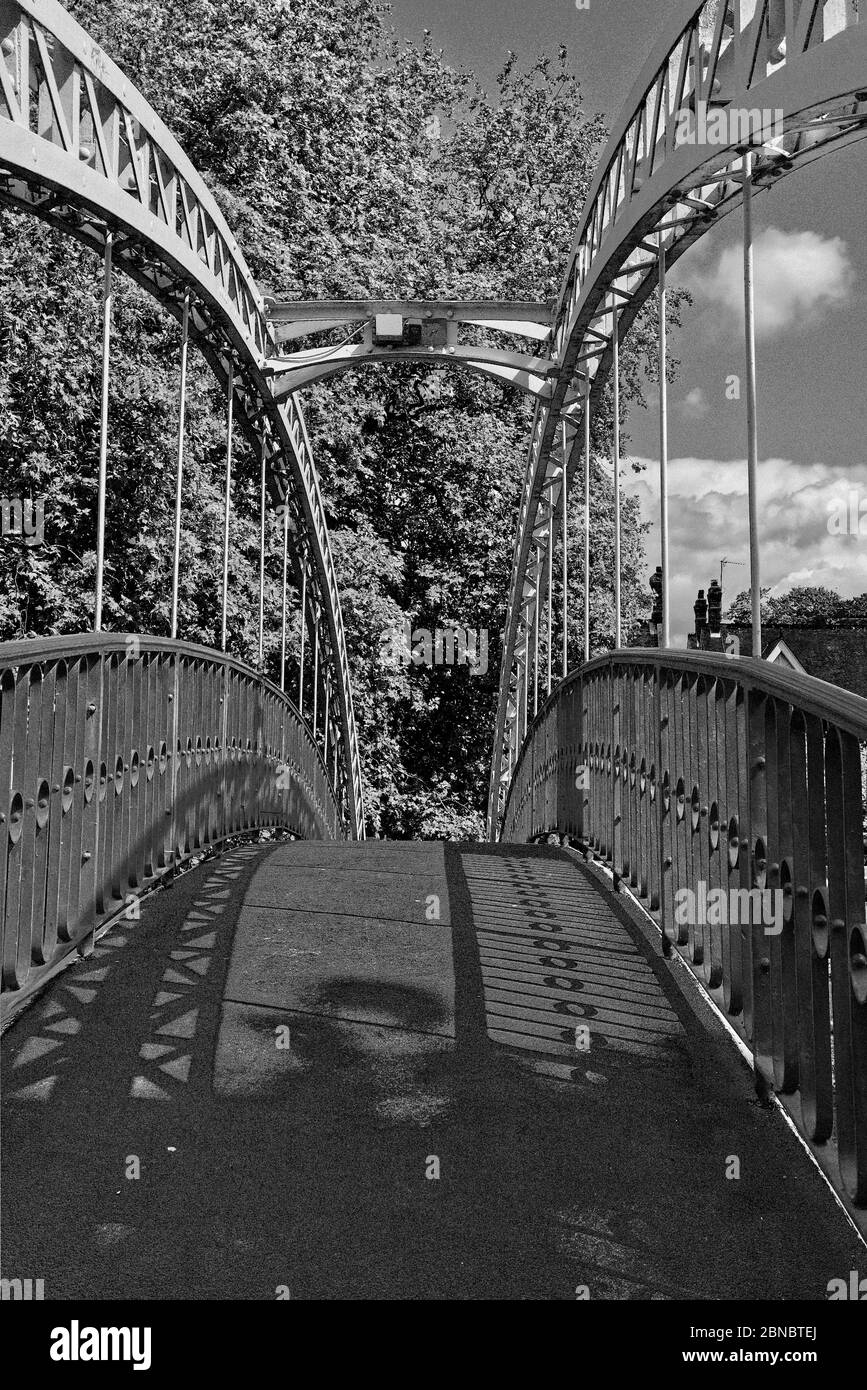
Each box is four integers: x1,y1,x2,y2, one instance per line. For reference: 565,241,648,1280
1,0,865,1299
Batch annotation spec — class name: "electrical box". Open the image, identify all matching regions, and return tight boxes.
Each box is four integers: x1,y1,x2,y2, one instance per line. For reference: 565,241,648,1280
374,314,404,344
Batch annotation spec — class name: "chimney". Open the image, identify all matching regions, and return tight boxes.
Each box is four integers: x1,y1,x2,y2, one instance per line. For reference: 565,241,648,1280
650,566,663,627
707,579,723,649
694,588,708,645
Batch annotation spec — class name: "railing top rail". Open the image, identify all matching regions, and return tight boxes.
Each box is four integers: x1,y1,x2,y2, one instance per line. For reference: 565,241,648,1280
0,632,336,786
526,649,867,745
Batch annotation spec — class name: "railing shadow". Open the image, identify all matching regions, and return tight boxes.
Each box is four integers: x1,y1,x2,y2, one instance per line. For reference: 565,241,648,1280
3,838,863,1299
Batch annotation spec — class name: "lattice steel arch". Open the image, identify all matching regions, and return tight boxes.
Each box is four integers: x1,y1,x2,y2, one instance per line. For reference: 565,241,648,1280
0,0,364,836
490,0,867,837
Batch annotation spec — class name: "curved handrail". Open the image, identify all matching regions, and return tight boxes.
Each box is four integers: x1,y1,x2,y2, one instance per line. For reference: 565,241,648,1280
510,650,867,769
490,0,867,832
0,0,365,836
0,633,342,1013
501,647,867,1209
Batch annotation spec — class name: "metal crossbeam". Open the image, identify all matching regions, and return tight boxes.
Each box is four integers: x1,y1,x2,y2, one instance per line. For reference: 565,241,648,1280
265,300,556,397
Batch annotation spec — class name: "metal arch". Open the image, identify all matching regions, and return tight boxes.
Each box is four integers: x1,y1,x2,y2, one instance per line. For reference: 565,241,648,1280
265,299,557,400
267,344,557,401
0,0,365,838
489,0,867,838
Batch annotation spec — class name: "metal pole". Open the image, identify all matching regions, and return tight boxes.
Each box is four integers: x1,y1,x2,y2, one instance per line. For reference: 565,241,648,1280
522,623,529,743
323,681,330,762
561,420,569,677
258,430,267,670
584,378,591,664
612,298,622,649
658,236,671,648
743,152,762,657
280,496,289,692
313,621,320,734
220,365,234,652
94,231,113,632
170,291,190,641
298,559,307,717
533,558,540,718
546,504,553,696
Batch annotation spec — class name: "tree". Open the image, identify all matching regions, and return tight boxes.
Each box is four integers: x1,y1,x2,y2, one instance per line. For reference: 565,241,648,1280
1,0,686,837
724,585,865,627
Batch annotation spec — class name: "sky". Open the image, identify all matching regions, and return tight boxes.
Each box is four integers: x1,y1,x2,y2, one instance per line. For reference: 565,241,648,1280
384,0,867,643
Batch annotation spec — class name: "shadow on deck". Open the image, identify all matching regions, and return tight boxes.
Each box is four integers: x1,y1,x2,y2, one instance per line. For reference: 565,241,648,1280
1,840,862,1300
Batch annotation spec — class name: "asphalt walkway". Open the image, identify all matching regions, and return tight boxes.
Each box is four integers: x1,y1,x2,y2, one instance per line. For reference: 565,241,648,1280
1,840,861,1299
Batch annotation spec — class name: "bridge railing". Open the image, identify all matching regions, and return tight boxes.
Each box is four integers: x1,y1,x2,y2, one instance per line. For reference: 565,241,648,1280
502,650,867,1208
0,634,344,1016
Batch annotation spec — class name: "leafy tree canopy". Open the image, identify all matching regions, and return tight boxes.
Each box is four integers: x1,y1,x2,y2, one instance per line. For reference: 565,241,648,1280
1,0,687,837
725,586,867,627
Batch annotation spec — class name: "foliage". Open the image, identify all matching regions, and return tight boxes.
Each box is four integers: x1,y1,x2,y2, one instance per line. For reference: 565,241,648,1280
725,585,867,626
0,0,686,837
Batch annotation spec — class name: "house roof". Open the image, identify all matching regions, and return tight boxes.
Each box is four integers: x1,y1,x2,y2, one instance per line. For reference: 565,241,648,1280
764,638,807,673
725,623,867,698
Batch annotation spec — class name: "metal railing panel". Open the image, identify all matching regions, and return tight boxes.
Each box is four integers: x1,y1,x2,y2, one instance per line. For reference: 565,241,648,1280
501,650,867,1206
0,634,345,1018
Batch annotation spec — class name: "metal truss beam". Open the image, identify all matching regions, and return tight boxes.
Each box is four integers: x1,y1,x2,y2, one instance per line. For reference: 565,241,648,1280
489,0,867,838
0,0,365,837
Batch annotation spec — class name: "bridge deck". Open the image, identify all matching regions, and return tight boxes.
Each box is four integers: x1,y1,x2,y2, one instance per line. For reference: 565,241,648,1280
1,841,861,1300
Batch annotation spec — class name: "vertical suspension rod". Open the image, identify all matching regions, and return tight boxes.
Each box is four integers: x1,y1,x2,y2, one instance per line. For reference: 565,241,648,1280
562,419,569,677
170,291,190,642
743,152,763,657
584,377,591,664
94,231,113,632
658,235,671,648
612,298,621,649
220,365,234,652
258,431,267,670
280,496,289,691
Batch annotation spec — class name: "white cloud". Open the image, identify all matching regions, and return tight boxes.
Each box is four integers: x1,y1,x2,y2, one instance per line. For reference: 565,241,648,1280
623,455,867,644
679,227,855,339
678,387,709,419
